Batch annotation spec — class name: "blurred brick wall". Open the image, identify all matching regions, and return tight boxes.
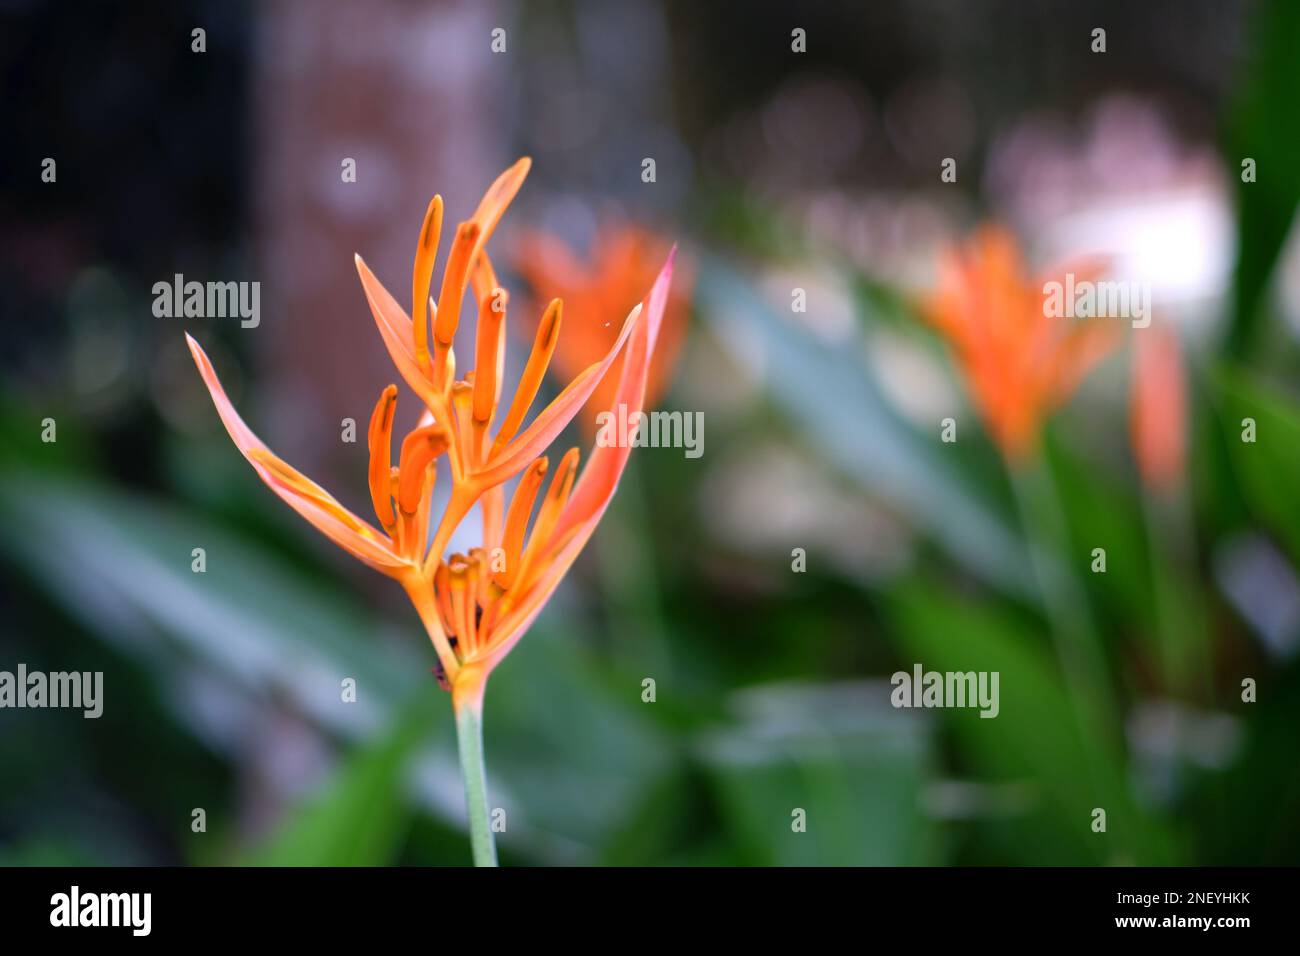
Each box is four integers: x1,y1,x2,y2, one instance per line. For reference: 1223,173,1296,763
254,0,511,502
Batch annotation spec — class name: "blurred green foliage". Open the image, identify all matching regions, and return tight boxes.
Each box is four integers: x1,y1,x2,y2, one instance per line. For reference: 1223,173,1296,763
1227,0,1300,358
3,0,1300,868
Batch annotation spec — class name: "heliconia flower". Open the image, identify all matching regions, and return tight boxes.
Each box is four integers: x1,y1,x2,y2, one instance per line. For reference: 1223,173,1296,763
511,223,690,435
925,225,1121,462
1130,321,1186,493
187,158,675,865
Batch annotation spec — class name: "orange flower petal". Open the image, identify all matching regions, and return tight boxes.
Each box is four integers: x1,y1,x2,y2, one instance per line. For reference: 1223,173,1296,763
554,250,674,542
479,483,505,553
1131,322,1186,492
433,222,482,348
411,195,444,374
490,298,562,454
367,384,398,531
471,249,501,308
397,425,449,514
476,298,642,488
512,228,590,291
510,225,692,438
483,249,675,669
472,287,506,423
186,334,405,575
512,447,578,593
925,227,1121,462
354,255,443,410
469,157,531,251
494,457,548,589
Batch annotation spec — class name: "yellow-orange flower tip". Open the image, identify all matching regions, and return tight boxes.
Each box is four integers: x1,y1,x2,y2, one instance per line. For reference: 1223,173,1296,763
471,289,507,424
367,385,399,531
411,195,445,371
397,425,449,515
472,158,532,248
433,221,482,348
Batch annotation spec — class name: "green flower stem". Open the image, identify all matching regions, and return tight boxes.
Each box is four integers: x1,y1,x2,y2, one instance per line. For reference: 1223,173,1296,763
1010,456,1121,747
454,686,498,867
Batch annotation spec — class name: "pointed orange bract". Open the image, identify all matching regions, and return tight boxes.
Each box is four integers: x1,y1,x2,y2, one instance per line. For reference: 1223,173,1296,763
187,159,676,704
1130,321,1186,493
512,223,691,436
925,225,1120,462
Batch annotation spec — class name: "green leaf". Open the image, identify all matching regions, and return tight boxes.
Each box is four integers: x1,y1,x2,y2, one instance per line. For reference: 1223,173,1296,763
1187,660,1300,864
1043,428,1155,633
483,627,677,862
244,695,435,866
1225,0,1300,357
1211,366,1300,563
696,682,940,865
0,472,677,863
0,471,423,731
697,258,1035,602
886,578,1179,865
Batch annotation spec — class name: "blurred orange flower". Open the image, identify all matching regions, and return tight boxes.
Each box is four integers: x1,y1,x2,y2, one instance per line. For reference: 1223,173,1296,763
512,223,691,435
926,225,1120,462
186,159,676,709
1130,321,1186,493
